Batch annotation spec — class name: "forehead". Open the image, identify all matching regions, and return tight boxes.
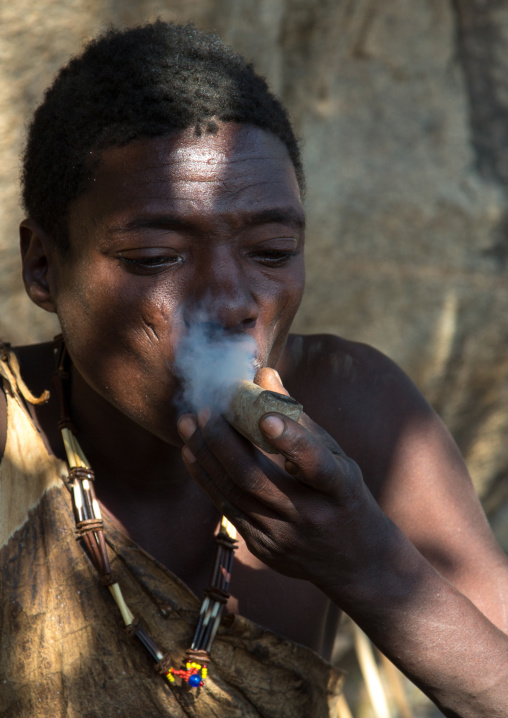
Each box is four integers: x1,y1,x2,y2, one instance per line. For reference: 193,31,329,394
71,123,303,232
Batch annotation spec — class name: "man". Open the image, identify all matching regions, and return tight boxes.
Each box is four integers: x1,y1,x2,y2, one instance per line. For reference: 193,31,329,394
1,20,507,717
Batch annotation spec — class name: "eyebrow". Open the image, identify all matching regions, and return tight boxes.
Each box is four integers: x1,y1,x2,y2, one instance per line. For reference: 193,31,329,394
240,208,306,230
106,206,306,237
107,215,192,236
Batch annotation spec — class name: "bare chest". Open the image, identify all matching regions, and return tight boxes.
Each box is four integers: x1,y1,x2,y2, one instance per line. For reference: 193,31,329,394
102,496,337,656
227,537,339,656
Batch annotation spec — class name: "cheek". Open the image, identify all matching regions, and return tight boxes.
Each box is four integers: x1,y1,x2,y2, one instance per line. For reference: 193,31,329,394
270,264,305,322
261,267,305,363
57,267,185,408
60,266,179,346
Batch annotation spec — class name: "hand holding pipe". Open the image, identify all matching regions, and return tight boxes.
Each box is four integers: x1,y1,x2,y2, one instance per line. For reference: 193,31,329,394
225,379,303,453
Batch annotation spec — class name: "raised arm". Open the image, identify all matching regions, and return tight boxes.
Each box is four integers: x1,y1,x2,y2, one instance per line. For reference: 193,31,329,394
310,337,508,635
176,339,508,717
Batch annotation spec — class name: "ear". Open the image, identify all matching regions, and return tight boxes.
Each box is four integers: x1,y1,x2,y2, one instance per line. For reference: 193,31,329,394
20,219,58,313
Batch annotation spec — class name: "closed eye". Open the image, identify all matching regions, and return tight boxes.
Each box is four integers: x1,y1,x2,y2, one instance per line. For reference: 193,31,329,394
249,249,299,267
118,254,183,274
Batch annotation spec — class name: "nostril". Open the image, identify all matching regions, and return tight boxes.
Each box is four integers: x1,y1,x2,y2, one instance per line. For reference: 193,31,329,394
183,285,259,332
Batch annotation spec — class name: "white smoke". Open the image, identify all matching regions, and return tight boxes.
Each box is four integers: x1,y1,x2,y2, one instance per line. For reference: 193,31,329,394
173,319,258,414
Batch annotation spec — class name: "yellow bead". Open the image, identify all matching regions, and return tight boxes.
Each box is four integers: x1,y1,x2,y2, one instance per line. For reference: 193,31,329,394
166,672,175,683
186,662,191,670
202,668,208,678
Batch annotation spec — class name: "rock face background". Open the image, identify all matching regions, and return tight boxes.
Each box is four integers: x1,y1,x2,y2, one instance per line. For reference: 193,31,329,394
1,1,508,541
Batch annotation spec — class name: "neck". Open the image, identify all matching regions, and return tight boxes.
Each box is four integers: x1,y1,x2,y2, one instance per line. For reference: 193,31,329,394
68,364,190,493
66,362,221,559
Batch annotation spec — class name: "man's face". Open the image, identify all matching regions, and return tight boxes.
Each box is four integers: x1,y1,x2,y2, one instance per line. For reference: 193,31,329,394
50,123,306,444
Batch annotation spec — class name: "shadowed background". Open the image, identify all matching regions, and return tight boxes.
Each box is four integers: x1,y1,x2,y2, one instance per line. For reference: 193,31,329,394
1,1,508,544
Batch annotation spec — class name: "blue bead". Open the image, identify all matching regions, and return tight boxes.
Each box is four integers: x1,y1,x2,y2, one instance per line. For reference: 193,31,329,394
188,674,201,687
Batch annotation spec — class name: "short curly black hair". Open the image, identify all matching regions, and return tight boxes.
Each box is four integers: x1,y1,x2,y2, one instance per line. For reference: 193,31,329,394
21,20,304,251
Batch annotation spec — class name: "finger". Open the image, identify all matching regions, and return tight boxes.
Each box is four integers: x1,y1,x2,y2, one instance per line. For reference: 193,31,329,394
259,413,360,494
193,409,302,511
252,370,341,454
253,367,289,396
181,442,234,514
182,414,240,492
181,410,273,507
180,425,292,540
177,413,198,442
181,445,264,534
252,372,346,458
178,410,250,501
298,412,347,458
181,447,290,573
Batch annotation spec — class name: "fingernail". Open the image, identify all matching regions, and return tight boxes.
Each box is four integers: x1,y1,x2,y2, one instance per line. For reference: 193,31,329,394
182,445,196,463
198,407,211,427
260,414,285,438
177,415,197,440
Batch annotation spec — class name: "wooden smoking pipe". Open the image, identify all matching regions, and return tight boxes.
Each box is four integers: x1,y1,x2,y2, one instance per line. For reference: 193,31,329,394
225,380,303,453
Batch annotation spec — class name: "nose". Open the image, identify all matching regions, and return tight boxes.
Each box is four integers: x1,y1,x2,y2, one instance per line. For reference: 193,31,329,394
184,250,259,331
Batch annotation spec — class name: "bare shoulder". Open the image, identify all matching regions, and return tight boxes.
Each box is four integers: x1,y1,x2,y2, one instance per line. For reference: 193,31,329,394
279,334,508,618
283,332,426,389
279,333,438,495
280,335,460,512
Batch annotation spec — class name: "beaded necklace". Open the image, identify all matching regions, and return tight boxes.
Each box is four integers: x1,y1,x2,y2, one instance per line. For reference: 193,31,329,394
51,336,238,690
